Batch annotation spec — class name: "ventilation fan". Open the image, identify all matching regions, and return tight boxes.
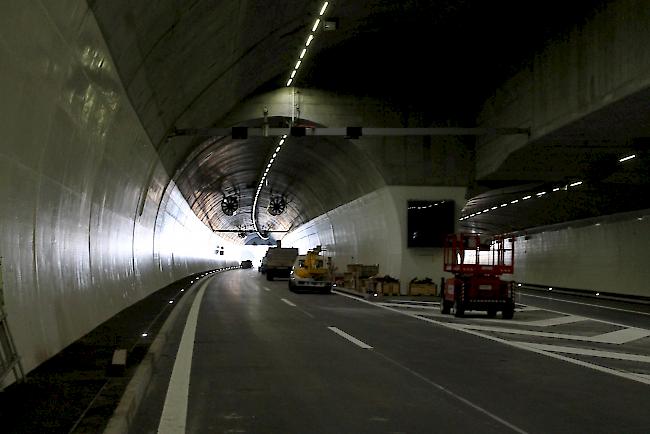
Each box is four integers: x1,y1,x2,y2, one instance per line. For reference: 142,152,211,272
221,195,239,216
267,195,286,216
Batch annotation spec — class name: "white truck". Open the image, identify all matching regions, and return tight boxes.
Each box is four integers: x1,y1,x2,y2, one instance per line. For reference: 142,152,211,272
264,247,299,281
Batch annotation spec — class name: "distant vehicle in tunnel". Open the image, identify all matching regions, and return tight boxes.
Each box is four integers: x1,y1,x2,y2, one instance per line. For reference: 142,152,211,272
264,247,298,280
240,260,253,269
289,246,332,293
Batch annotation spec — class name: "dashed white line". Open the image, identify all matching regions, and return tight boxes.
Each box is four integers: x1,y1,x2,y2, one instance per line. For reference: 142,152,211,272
327,326,373,349
281,298,296,307
263,287,271,292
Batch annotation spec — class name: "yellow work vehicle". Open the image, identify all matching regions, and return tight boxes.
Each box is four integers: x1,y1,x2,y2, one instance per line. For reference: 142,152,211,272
288,246,332,293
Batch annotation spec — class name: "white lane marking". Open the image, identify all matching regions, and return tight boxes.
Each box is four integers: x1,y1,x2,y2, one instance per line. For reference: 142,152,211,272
593,327,650,344
521,293,650,317
455,323,650,344
379,302,440,310
372,351,529,434
327,326,373,349
522,315,586,327
333,290,650,386
158,280,209,434
281,298,296,307
636,373,650,381
263,287,271,292
516,342,650,363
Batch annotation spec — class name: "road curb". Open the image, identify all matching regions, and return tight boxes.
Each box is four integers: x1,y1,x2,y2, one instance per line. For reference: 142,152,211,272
102,279,204,434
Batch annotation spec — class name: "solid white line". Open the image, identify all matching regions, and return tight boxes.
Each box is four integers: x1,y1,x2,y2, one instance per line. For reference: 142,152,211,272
521,293,650,317
158,280,209,434
373,351,529,434
515,342,650,363
327,326,373,349
281,298,296,307
333,290,650,386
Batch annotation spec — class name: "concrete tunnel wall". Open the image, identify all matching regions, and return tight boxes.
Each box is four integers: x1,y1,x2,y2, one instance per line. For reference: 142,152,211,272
475,0,650,178
0,1,237,384
283,186,467,294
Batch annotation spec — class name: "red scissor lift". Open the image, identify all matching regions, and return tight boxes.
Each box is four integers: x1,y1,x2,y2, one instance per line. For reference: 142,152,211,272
441,233,516,319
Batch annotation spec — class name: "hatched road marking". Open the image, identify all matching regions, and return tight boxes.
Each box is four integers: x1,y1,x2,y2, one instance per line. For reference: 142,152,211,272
334,290,650,386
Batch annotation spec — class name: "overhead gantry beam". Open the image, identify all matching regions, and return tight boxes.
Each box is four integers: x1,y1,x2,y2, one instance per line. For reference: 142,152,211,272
170,127,531,138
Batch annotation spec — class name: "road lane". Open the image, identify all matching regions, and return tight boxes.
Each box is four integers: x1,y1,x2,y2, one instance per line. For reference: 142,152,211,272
129,270,650,433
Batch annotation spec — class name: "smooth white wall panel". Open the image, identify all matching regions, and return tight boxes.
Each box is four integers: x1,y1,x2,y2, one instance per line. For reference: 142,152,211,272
0,0,236,383
283,186,467,293
513,215,650,297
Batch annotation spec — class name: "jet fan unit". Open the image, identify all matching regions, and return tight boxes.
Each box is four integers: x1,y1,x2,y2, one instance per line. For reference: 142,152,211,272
221,195,239,216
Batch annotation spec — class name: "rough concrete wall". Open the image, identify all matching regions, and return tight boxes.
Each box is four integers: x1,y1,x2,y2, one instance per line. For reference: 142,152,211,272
512,214,650,297
476,0,650,178
282,186,467,294
0,1,234,381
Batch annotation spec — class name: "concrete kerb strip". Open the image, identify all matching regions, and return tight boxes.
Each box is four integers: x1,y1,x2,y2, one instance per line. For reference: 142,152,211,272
103,276,213,434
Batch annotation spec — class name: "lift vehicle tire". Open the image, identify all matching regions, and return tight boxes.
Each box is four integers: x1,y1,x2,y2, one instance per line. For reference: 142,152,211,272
502,303,515,319
266,271,274,281
440,300,451,314
453,299,465,317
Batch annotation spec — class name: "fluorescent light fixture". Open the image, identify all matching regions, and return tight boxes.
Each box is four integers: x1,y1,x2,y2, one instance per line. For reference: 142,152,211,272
537,192,546,196
283,134,287,138
141,333,148,337
290,70,296,78
273,152,277,158
501,203,508,207
619,154,636,162
483,209,490,213
522,195,531,200
312,19,320,32
300,48,306,59
306,34,314,46
552,187,560,192
548,287,553,291
569,181,583,187
169,300,174,304
270,158,274,163
517,283,522,287
470,213,476,217
476,211,482,214
295,60,302,69
511,199,519,204
491,206,497,210
596,292,600,296
286,78,292,86
279,139,285,145
320,1,328,15
275,146,281,152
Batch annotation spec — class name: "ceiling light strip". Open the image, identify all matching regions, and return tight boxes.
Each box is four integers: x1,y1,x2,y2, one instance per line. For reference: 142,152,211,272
459,180,585,221
286,1,328,87
253,2,330,238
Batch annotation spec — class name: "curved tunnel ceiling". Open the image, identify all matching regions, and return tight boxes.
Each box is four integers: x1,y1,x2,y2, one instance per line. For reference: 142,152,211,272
173,116,385,244
87,0,650,242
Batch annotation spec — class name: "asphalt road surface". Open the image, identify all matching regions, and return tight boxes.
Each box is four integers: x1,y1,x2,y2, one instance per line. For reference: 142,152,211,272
129,270,650,433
